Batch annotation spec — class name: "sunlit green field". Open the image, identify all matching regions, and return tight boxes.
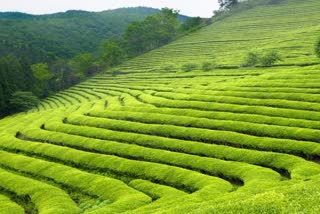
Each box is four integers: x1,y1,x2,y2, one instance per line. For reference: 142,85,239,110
1,0,320,213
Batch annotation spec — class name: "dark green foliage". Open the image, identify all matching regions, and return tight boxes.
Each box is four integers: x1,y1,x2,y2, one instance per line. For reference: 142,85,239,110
0,55,34,117
182,63,198,72
218,0,239,9
180,17,206,32
0,55,77,117
47,59,74,91
125,8,180,57
0,85,4,113
202,62,216,71
9,91,39,112
0,12,34,19
0,8,160,62
68,54,95,78
316,37,320,58
101,7,191,64
260,50,282,67
243,51,260,67
99,40,125,68
243,50,281,67
163,65,175,72
0,8,164,118
31,63,52,97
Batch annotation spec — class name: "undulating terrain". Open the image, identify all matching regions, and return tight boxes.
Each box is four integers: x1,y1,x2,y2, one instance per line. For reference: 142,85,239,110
1,0,320,213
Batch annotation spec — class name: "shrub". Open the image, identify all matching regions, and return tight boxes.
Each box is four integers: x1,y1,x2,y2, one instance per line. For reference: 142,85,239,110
260,50,282,67
243,50,281,67
316,37,320,58
243,51,260,67
163,65,175,72
181,17,206,33
182,63,198,72
202,62,215,71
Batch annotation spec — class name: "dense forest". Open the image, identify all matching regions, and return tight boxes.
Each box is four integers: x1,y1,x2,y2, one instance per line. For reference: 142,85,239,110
0,7,208,118
0,8,164,60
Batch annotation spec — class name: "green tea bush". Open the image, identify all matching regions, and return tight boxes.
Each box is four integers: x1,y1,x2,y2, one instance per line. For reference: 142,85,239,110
15,116,320,183
0,166,79,214
2,0,320,211
114,106,320,130
141,92,320,121
174,87,320,104
129,179,187,200
153,91,320,112
88,110,320,143
42,120,284,186
68,113,320,157
182,63,198,72
11,127,227,194
0,140,151,213
0,195,24,214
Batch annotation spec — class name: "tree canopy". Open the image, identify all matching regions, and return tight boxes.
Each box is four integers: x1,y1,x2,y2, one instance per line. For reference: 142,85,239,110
0,55,35,116
218,0,239,9
9,91,39,112
125,8,180,57
0,8,160,63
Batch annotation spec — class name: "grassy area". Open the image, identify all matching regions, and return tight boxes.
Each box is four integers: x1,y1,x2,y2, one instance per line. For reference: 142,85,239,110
0,0,320,213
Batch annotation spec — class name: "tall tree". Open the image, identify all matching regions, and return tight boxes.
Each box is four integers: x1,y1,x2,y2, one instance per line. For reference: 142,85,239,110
181,17,206,32
9,91,39,112
125,8,180,57
31,63,52,97
0,83,4,116
69,53,96,78
218,0,239,9
100,39,125,68
48,59,74,91
0,55,35,116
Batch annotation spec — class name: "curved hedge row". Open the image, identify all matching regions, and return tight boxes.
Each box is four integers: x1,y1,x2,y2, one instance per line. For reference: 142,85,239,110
64,114,320,160
41,118,320,180
1,134,231,195
0,149,151,213
0,166,79,214
112,106,320,130
21,125,285,191
1,0,320,212
0,194,24,214
87,110,320,142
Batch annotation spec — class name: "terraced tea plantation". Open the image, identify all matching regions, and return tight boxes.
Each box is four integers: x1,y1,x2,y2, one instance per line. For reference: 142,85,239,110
1,0,320,213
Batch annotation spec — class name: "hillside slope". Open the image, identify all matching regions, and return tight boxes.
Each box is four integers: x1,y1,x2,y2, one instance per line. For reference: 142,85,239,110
1,0,320,213
115,0,320,71
0,8,161,60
